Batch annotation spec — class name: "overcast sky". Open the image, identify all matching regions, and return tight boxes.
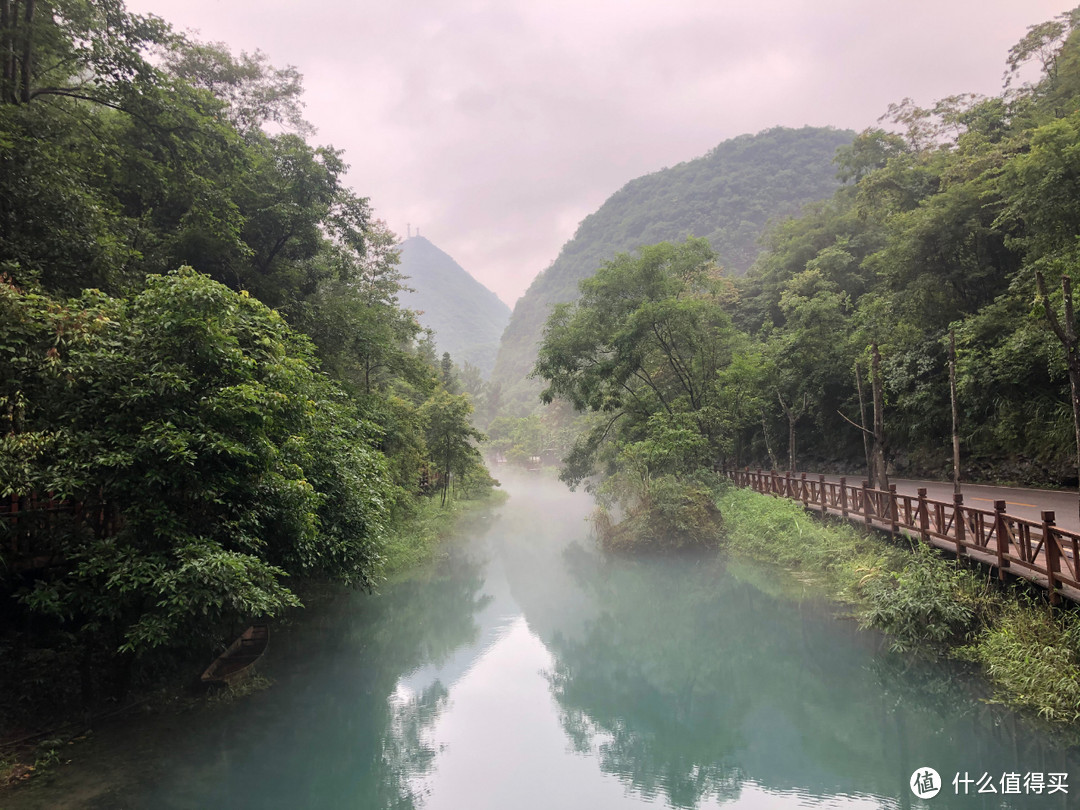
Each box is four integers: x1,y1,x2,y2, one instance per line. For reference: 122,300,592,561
127,0,1067,307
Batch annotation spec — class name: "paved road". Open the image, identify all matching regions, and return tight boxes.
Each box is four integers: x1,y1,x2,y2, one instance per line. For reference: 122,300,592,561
809,474,1080,534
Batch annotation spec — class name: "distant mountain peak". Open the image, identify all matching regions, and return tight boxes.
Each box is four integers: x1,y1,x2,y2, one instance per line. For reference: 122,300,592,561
397,236,510,377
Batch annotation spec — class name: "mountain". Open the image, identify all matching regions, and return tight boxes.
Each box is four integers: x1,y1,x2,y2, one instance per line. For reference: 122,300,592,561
490,126,855,410
396,236,511,377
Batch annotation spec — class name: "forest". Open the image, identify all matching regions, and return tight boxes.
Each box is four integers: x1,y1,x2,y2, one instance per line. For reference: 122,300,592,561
490,125,854,415
525,7,1080,513
0,0,493,721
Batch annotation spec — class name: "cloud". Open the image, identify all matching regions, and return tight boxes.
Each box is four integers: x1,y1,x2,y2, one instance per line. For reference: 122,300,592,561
127,0,1065,306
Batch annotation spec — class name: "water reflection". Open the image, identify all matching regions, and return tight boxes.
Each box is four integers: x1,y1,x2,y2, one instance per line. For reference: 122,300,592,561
7,472,1080,810
523,537,1080,809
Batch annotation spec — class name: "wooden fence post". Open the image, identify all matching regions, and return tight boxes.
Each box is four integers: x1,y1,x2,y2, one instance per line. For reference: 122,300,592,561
1043,510,1061,606
953,492,966,556
862,481,872,529
818,474,826,512
994,500,1009,580
889,484,899,534
840,477,848,518
785,470,793,499
917,487,930,544
800,473,808,506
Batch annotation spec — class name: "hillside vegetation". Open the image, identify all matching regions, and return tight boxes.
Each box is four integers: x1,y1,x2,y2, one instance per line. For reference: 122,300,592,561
534,6,1080,509
397,236,510,377
491,126,854,412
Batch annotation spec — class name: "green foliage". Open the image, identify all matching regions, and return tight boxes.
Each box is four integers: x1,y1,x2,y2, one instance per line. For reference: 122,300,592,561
594,475,723,551
381,487,507,577
2,271,394,654
718,487,1080,724
0,0,501,726
419,387,487,506
717,488,903,595
859,545,979,653
972,601,1080,722
536,238,743,486
491,126,854,412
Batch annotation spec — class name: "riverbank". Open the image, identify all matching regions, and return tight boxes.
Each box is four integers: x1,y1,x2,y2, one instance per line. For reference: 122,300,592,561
380,488,508,578
717,485,1080,726
1,488,505,791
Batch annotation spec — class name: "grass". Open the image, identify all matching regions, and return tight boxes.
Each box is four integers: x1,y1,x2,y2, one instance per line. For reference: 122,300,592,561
967,599,1080,723
716,484,1080,725
1,738,70,787
380,488,507,578
717,486,908,600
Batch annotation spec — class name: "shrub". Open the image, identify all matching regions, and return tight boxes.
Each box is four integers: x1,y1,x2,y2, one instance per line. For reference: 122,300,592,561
595,475,723,551
859,544,978,653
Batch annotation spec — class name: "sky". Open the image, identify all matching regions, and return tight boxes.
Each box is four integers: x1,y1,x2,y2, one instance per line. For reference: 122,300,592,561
127,0,1070,308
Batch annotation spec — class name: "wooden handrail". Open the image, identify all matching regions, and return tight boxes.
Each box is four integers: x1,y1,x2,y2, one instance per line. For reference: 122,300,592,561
724,468,1080,604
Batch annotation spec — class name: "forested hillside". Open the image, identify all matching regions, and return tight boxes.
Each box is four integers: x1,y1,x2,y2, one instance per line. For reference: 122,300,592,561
533,7,1080,498
491,126,854,411
397,236,511,377
0,1,493,724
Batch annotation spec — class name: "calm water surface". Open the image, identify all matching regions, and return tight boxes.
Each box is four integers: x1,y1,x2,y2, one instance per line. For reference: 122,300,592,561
8,470,1080,809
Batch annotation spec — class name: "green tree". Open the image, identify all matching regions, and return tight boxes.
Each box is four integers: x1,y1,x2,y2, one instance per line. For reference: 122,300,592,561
2,270,393,667
535,238,741,488
419,388,485,506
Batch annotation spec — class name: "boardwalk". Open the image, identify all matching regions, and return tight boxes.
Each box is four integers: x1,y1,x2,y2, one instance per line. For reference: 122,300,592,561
724,469,1080,605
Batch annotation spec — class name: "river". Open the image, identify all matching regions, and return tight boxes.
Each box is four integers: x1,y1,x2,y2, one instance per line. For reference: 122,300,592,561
6,469,1079,809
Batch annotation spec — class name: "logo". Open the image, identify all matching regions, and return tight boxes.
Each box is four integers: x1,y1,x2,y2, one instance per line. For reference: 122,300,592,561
911,767,941,799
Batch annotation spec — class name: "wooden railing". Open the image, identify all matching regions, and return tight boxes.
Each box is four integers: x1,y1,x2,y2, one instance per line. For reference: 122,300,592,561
1,493,121,571
724,469,1080,605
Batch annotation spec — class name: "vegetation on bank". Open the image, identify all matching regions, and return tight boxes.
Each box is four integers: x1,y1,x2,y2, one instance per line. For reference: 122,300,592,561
718,485,1080,724
380,486,507,578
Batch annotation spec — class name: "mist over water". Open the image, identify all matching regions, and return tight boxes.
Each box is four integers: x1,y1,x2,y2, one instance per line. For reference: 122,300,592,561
9,469,1080,809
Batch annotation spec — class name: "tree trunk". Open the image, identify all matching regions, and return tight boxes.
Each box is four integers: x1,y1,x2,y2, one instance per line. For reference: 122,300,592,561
1,0,13,103
760,410,779,470
441,435,450,507
787,411,797,474
19,0,33,103
949,329,961,495
855,360,873,485
1036,271,1080,525
871,343,889,492
776,391,808,475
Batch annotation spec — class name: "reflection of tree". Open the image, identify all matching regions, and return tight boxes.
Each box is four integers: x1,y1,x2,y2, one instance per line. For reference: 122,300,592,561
134,552,491,809
533,546,1080,810
543,551,749,809
381,681,450,809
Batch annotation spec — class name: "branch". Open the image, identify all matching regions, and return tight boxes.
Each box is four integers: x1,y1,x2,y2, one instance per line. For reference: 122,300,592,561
837,409,874,437
632,367,673,415
596,410,627,444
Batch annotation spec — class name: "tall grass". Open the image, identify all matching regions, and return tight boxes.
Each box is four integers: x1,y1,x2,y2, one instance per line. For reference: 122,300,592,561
717,486,907,600
969,599,1080,723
